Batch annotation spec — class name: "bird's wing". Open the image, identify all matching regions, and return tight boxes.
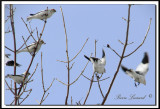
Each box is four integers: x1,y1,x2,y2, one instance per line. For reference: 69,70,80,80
90,57,100,63
22,41,37,50
30,9,50,16
84,55,91,61
136,52,149,75
100,49,106,65
121,65,135,78
102,49,105,58
5,54,11,58
136,63,149,76
4,55,11,64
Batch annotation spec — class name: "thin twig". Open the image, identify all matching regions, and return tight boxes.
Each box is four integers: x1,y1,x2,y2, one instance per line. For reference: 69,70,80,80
123,18,152,58
96,74,104,98
5,46,14,52
21,17,36,42
82,74,110,82
39,52,55,105
83,72,95,105
56,54,92,86
22,36,31,55
19,89,32,104
57,38,89,63
17,34,32,51
83,40,97,105
105,44,121,58
5,80,15,95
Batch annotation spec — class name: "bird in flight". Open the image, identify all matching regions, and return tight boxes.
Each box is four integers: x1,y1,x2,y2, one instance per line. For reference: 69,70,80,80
84,49,106,76
27,8,56,22
5,54,21,67
121,52,149,87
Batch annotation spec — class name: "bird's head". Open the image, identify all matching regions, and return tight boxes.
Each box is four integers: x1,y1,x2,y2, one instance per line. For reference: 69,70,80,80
40,40,46,45
51,9,56,13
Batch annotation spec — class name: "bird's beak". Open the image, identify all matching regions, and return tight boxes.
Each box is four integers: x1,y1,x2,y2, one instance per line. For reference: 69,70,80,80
43,42,46,44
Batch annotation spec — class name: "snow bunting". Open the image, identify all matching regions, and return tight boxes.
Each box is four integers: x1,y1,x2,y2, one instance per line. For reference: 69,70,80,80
121,52,149,87
16,39,46,55
5,54,21,67
27,8,56,22
5,72,30,84
84,49,106,74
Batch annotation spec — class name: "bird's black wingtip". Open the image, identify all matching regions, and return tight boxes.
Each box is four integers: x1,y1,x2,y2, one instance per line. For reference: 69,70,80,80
102,49,105,58
84,55,90,61
142,52,149,64
121,65,128,72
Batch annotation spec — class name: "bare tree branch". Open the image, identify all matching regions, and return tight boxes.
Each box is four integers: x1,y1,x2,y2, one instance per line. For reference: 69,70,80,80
10,4,17,105
21,17,36,42
105,44,121,58
57,38,89,63
39,52,55,105
5,80,15,95
60,6,70,105
123,18,152,58
19,89,32,104
101,4,132,105
96,74,104,98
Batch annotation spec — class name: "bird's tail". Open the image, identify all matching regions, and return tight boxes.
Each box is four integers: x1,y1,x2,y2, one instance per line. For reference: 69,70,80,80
16,50,22,54
16,63,21,67
84,55,90,61
27,16,33,21
5,74,11,78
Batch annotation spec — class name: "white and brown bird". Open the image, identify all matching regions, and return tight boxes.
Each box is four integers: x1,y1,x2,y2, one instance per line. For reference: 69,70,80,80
16,39,46,55
27,8,56,22
5,54,21,67
5,72,30,84
84,49,106,74
121,52,149,87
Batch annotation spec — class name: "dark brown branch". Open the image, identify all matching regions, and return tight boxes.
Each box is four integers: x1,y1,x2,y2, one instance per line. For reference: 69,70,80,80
17,17,47,98
5,46,14,52
10,4,17,105
101,4,132,105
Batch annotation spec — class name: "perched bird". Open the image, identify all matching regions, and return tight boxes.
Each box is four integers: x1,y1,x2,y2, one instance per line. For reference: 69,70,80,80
84,49,106,74
27,8,56,22
121,52,149,87
5,54,21,67
5,72,30,84
16,39,46,55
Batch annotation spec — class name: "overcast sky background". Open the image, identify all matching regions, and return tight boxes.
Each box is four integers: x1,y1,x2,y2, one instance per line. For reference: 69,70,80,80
4,3,155,105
